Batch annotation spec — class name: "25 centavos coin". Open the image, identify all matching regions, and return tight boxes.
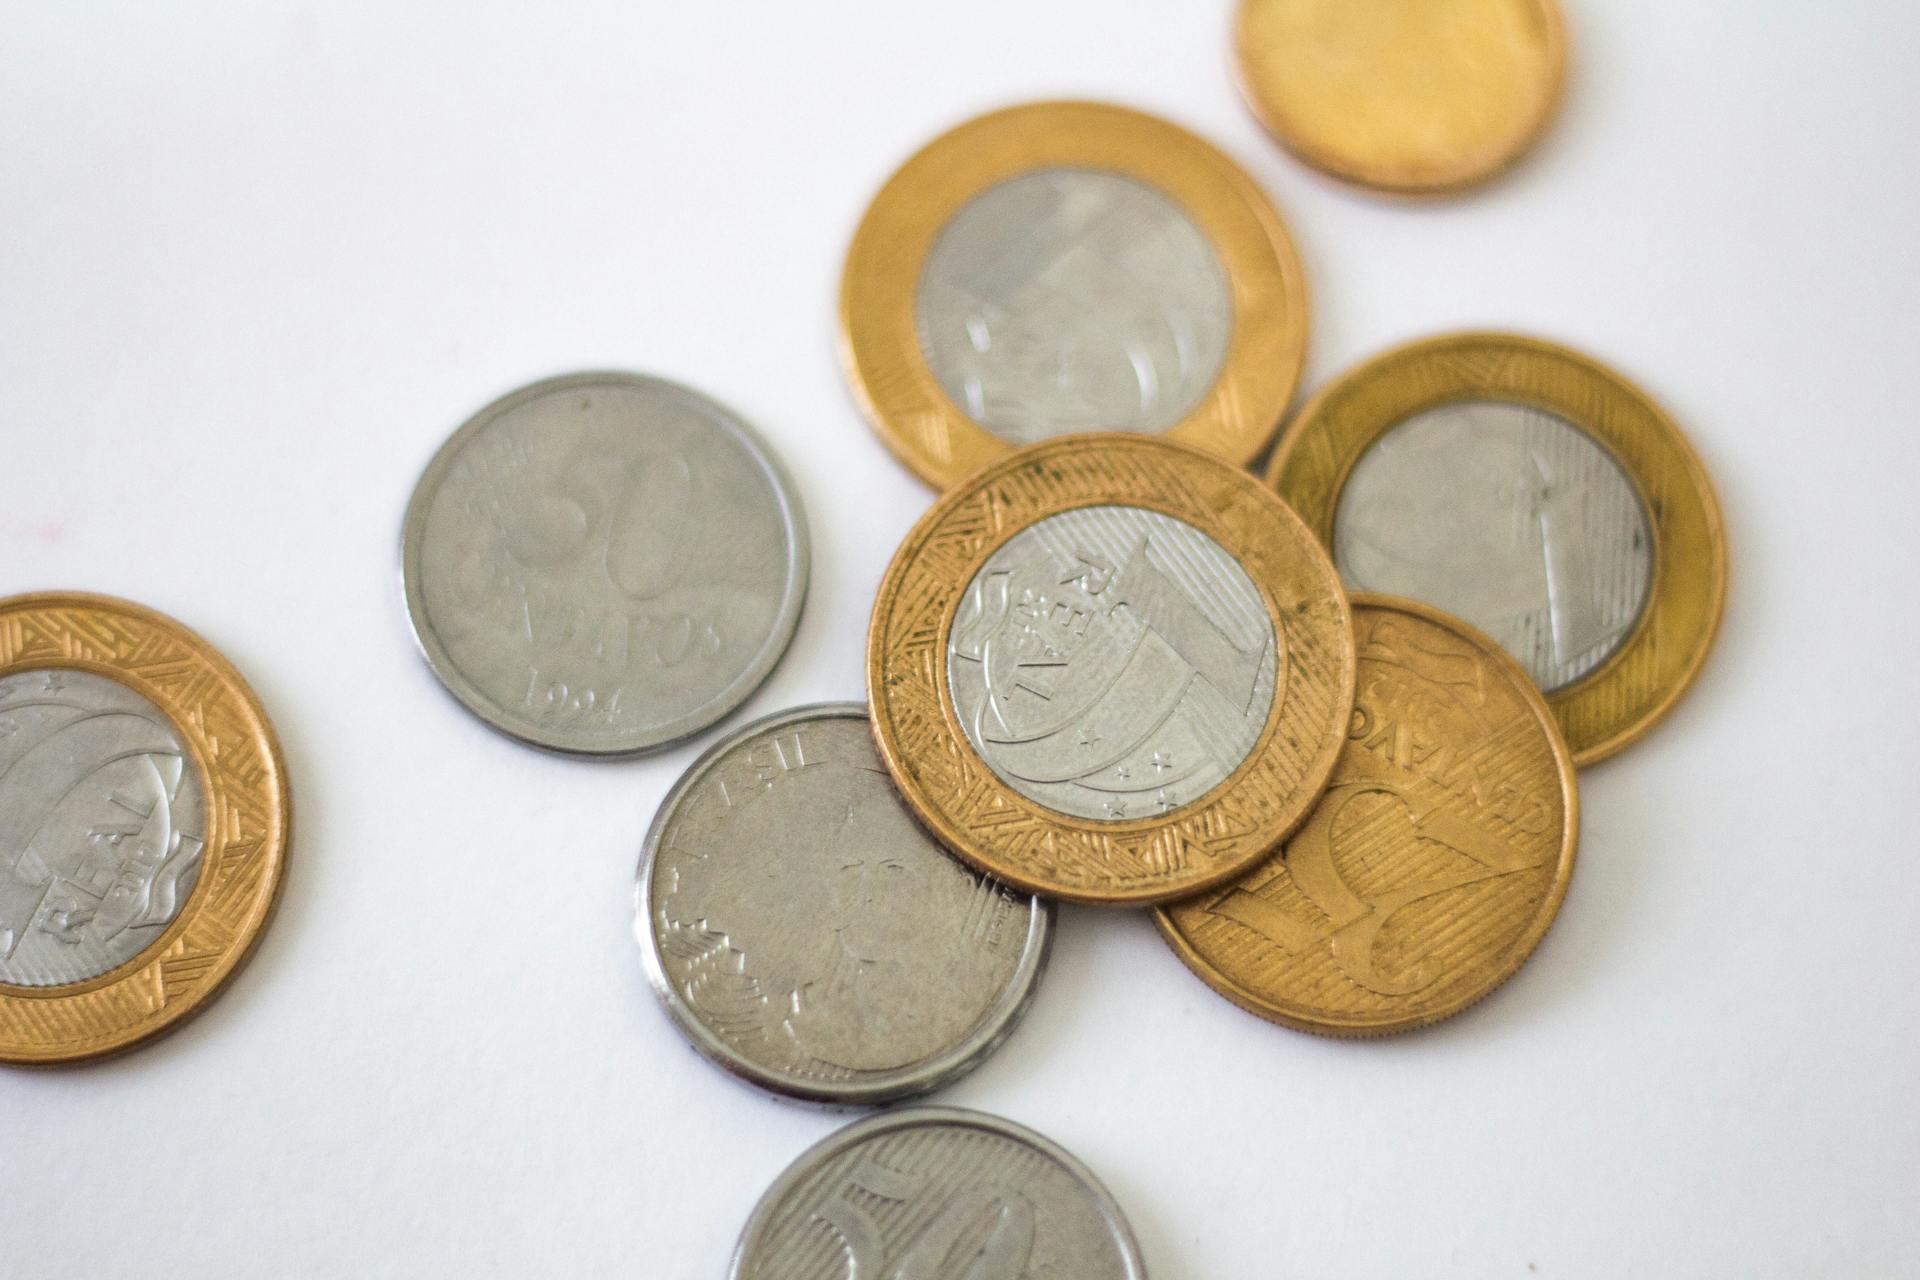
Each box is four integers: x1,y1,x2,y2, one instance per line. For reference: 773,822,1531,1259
637,704,1051,1106
401,372,808,757
1157,594,1577,1036
0,592,290,1064
1268,332,1727,764
841,100,1308,489
869,435,1355,905
730,1107,1147,1279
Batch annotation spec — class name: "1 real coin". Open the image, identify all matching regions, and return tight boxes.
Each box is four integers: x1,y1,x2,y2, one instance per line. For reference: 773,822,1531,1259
0,592,290,1065
841,100,1308,490
868,434,1355,906
1157,594,1577,1036
1267,331,1727,765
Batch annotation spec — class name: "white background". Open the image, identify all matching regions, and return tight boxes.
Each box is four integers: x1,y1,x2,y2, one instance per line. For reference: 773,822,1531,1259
3,3,1916,1276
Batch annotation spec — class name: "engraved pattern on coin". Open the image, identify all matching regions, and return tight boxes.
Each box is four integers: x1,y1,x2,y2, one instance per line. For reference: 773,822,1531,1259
0,669,206,988
915,168,1232,445
947,505,1277,822
1333,400,1652,691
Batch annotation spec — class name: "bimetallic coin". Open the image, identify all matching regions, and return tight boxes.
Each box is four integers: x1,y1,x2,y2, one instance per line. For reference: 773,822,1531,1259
0,593,290,1065
1268,332,1727,765
1157,595,1577,1036
870,435,1355,905
1235,0,1567,193
637,705,1050,1106
730,1107,1147,1280
401,372,808,757
842,101,1308,489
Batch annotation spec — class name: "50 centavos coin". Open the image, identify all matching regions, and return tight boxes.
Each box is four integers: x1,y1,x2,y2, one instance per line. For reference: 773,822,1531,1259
730,1107,1147,1280
1268,332,1727,764
637,704,1050,1106
0,592,290,1064
1157,594,1577,1036
401,372,808,757
869,435,1355,906
841,100,1308,490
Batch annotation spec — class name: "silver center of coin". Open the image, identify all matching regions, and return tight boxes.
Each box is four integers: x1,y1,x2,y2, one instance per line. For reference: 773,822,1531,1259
915,168,1232,445
0,669,206,988
402,373,808,756
947,505,1277,822
1333,399,1654,692
640,706,1049,1104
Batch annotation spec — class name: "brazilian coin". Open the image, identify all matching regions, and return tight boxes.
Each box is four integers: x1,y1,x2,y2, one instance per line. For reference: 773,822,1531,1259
401,372,808,757
1158,595,1577,1036
841,100,1308,489
869,434,1355,905
637,703,1051,1106
730,1107,1147,1279
0,592,291,1064
1267,332,1727,764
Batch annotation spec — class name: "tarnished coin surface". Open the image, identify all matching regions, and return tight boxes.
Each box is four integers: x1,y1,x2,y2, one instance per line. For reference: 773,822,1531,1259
0,592,290,1065
730,1107,1147,1280
869,435,1354,905
1158,595,1577,1036
842,100,1307,489
637,704,1050,1105
401,372,808,757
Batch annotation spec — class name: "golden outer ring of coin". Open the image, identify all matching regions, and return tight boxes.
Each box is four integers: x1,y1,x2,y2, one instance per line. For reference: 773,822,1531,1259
0,592,291,1065
1266,331,1727,765
1233,0,1567,194
1155,593,1578,1036
839,100,1309,491
867,434,1355,906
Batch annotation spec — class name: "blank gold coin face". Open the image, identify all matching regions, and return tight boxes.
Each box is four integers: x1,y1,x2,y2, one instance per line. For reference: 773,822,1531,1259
1157,595,1576,1036
1235,0,1567,193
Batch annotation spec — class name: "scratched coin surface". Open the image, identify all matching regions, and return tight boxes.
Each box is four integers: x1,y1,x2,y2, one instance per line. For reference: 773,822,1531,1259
402,371,808,757
637,704,1051,1105
1158,595,1577,1036
0,592,290,1065
730,1107,1147,1280
870,435,1354,905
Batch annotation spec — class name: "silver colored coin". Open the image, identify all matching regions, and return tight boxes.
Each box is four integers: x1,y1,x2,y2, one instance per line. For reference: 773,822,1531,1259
401,372,808,757
915,168,1232,446
947,504,1277,822
1333,399,1654,692
0,669,206,987
638,704,1050,1106
730,1107,1148,1280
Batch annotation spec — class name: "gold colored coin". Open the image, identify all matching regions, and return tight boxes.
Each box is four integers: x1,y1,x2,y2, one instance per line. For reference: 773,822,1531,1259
1234,0,1567,193
840,100,1309,490
1157,595,1577,1035
868,435,1355,906
0,593,290,1065
1267,331,1727,765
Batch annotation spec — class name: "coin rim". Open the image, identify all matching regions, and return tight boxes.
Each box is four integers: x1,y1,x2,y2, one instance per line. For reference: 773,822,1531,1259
636,702,1053,1107
1265,330,1727,765
1155,591,1580,1036
399,370,810,758
839,99,1309,490
727,1106,1148,1280
0,591,291,1065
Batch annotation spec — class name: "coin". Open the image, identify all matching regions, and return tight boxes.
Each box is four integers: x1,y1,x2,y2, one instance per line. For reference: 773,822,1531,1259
0,592,290,1064
841,100,1308,489
869,434,1355,905
636,703,1051,1106
729,1107,1147,1280
401,372,808,757
1234,0,1567,193
1157,594,1577,1036
1267,332,1727,764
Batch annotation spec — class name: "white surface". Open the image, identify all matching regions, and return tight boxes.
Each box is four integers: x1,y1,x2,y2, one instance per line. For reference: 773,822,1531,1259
2,2,1916,1275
